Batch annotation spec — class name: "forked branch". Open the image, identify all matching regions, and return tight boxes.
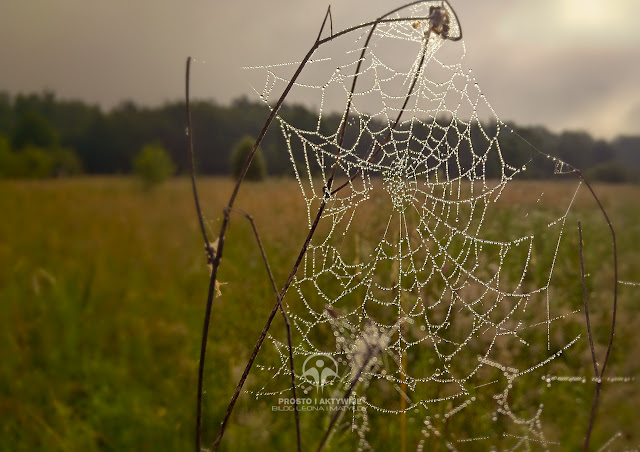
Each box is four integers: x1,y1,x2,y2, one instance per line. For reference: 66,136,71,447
188,0,620,446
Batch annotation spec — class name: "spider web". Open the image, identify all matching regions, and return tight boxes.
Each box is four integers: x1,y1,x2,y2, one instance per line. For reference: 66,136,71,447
243,2,627,449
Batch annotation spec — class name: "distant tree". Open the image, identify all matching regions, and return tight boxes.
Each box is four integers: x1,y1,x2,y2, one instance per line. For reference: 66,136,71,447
77,116,122,173
585,162,635,184
611,136,640,169
133,142,175,188
2,91,639,180
229,136,267,181
592,140,615,166
0,92,11,137
554,131,594,169
11,111,59,150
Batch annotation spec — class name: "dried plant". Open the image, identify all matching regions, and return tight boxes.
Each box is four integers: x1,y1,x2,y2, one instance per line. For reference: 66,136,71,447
185,2,623,450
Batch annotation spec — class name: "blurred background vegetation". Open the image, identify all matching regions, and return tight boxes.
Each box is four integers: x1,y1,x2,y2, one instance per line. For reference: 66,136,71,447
1,89,639,450
0,90,638,183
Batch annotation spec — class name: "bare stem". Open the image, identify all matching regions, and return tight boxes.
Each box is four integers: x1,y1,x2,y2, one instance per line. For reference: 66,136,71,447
577,172,618,378
185,57,211,255
208,10,332,451
316,5,333,42
578,221,598,377
234,209,301,452
329,0,437,191
577,172,618,451
211,195,328,451
331,26,431,195
186,56,215,452
190,2,464,450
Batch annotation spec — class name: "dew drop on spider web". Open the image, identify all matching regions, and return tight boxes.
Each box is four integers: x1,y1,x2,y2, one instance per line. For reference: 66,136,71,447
243,1,629,448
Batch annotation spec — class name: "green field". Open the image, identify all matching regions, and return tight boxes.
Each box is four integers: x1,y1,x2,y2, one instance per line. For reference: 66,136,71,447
1,177,639,451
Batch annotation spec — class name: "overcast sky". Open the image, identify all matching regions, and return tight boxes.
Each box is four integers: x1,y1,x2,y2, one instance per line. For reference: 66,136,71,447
1,0,639,139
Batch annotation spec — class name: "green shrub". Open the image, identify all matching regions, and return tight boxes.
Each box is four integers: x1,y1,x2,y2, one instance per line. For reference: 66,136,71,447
50,148,83,176
14,146,55,178
229,136,267,181
0,136,83,179
133,143,175,189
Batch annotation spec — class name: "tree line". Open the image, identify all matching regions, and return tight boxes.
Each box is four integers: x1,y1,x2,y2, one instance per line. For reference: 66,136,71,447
0,91,637,182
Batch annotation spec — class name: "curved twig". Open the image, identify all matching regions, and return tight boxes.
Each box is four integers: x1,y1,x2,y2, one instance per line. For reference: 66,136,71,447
578,221,598,377
232,208,302,452
189,2,464,450
329,0,444,191
330,25,432,195
576,172,618,451
185,57,212,260
186,57,215,452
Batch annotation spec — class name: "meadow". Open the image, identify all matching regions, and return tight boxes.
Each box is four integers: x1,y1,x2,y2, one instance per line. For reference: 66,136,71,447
1,177,638,451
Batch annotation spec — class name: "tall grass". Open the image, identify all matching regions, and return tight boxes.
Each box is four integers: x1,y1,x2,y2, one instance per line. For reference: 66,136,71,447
0,177,638,450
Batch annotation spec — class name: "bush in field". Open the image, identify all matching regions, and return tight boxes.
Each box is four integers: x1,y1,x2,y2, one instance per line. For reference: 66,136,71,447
16,146,55,178
50,147,83,176
133,143,175,188
0,135,83,179
229,136,266,181
1,145,56,179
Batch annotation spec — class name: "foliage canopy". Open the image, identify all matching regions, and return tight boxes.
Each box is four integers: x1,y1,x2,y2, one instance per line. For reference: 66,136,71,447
133,143,176,188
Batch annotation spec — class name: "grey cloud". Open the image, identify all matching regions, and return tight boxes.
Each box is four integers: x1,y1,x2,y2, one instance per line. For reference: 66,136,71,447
0,0,637,139
470,46,638,128
624,102,640,134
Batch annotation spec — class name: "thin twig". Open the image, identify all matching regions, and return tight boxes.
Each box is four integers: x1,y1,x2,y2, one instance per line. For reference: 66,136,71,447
330,0,434,191
577,172,618,451
508,137,620,450
232,209,302,452
186,56,215,452
316,5,333,42
579,220,601,452
315,0,461,47
194,2,463,450
577,172,618,378
584,360,603,451
185,58,213,259
330,24,432,195
211,190,328,451
333,0,449,148
208,9,334,450
578,221,598,376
